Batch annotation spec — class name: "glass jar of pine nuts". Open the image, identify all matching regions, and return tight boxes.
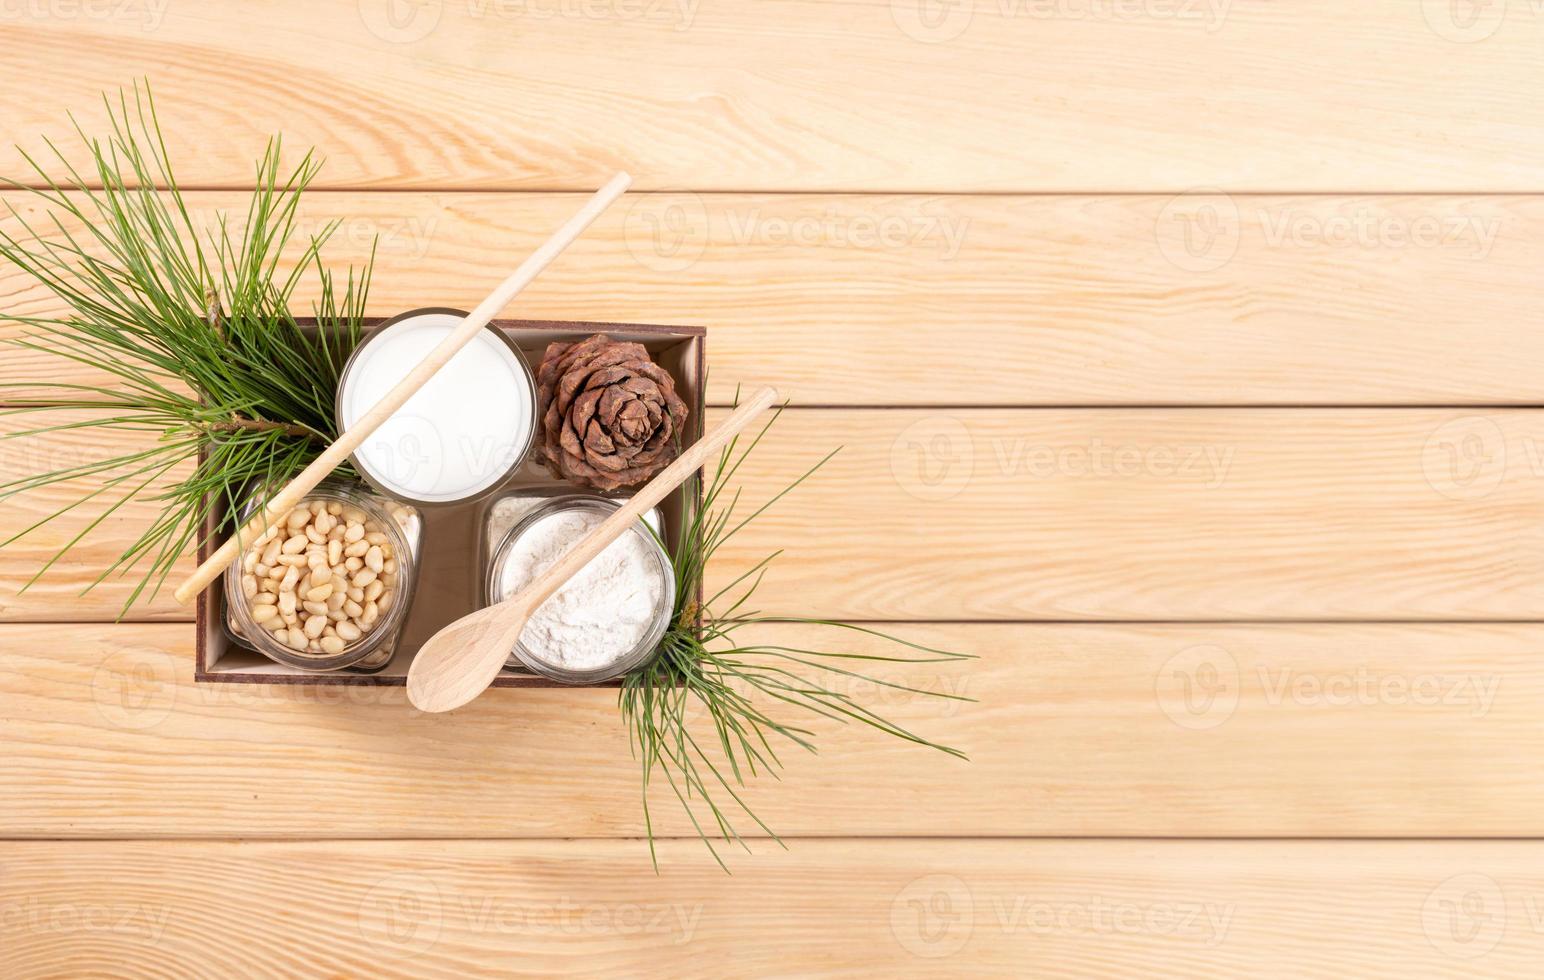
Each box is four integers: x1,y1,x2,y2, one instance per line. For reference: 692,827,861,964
223,480,420,672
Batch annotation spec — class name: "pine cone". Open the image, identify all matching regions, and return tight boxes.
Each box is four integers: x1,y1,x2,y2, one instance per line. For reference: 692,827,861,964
535,334,690,491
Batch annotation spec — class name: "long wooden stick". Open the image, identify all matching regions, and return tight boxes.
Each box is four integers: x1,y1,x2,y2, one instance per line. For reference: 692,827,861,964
172,172,633,606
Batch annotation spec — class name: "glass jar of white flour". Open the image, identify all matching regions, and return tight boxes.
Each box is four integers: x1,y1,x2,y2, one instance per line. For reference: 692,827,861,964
484,494,674,683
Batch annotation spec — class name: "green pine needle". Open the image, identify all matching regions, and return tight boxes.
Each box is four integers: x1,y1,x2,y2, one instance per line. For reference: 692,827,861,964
622,403,974,872
0,82,373,614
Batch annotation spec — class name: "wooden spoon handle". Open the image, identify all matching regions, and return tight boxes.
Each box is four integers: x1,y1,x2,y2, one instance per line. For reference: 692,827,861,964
171,172,632,606
522,386,781,612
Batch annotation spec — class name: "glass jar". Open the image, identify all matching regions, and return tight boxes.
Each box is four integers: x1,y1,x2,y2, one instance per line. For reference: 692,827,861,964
224,480,421,672
484,494,674,684
335,308,537,506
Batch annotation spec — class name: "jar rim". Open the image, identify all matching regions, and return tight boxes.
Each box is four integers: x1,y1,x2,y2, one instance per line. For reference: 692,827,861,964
224,479,418,672
334,307,538,507
486,493,675,684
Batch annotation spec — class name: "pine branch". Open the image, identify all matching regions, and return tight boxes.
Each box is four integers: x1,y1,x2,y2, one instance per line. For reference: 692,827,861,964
0,81,373,614
622,406,974,872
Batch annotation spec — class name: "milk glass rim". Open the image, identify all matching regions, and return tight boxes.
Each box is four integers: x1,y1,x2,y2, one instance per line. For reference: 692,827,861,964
334,307,538,507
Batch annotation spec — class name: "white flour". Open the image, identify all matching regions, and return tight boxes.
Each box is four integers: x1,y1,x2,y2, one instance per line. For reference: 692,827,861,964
497,509,665,670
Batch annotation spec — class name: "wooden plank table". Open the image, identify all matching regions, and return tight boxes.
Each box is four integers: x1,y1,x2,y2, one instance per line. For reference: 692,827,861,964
3,4,1542,975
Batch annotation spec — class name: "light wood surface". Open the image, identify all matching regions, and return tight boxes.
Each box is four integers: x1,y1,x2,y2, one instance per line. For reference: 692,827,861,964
4,839,1544,976
4,2,1543,191
406,387,777,711
4,622,1542,840
8,192,1544,406
11,407,1544,622
2,2,1539,974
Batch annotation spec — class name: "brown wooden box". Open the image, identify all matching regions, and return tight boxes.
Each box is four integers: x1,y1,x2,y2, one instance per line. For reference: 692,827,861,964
195,318,705,687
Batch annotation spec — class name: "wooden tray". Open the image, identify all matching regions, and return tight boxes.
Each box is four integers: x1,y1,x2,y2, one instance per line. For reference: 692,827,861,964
194,317,705,687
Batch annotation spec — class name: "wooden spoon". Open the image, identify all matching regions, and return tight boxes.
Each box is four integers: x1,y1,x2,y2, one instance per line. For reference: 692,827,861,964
406,386,780,713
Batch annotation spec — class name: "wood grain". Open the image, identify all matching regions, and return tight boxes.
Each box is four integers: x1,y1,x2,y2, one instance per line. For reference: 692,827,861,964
10,407,1544,622
4,3,1543,191
0,410,194,622
3,838,1543,976
4,621,1543,839
7,192,1544,405
4,5,1539,976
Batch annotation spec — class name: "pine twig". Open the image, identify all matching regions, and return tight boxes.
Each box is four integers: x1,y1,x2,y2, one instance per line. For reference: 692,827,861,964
204,286,224,342
195,415,327,442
